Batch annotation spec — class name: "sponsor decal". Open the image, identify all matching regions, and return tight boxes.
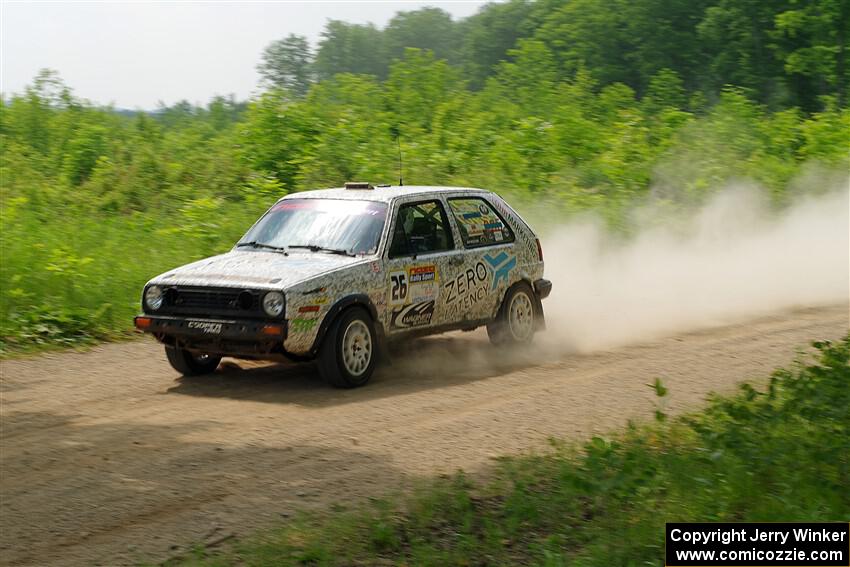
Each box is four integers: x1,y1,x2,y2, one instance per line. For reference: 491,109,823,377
370,261,381,273
444,261,489,310
523,237,538,261
298,305,321,313
291,318,318,333
409,265,436,283
389,265,439,307
489,197,517,225
450,199,512,247
484,252,517,289
390,300,435,329
272,201,314,211
273,199,387,217
187,321,223,334
410,282,438,303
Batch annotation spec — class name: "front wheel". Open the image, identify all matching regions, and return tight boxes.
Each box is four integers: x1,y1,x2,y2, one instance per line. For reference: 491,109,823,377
487,282,537,346
317,307,379,388
165,346,221,376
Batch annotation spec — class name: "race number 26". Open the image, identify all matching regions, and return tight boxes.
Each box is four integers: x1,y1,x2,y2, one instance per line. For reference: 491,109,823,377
391,273,408,302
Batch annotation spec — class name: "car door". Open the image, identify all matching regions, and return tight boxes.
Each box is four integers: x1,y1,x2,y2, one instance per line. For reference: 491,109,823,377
442,195,519,323
383,198,466,334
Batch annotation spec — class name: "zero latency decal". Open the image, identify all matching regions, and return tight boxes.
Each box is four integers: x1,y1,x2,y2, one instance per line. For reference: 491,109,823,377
444,261,489,310
443,252,517,315
483,252,516,289
389,265,440,328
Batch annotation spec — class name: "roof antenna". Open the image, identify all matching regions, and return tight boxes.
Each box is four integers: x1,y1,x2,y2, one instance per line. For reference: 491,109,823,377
392,126,404,186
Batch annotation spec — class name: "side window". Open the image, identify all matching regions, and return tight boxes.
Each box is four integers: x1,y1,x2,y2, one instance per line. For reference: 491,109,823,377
389,200,454,258
447,197,515,248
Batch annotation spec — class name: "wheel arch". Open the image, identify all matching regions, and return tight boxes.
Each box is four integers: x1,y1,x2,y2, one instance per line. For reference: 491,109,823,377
309,294,381,356
498,277,545,331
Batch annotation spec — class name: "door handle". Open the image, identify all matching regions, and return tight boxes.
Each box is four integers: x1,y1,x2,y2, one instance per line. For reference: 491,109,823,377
449,256,464,266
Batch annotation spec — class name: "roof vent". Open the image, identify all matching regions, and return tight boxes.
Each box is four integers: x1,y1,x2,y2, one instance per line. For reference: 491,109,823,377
344,182,374,190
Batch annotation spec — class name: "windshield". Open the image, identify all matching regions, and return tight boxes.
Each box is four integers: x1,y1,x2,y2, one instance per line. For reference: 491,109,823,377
238,198,388,255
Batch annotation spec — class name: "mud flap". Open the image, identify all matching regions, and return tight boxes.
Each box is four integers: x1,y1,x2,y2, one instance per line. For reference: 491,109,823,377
533,294,546,331
532,278,550,331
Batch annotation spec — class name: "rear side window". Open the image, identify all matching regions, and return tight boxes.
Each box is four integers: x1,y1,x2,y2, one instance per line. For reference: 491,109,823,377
389,200,454,258
447,197,514,248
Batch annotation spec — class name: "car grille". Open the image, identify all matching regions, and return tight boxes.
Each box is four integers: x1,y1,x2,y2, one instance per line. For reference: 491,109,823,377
157,286,268,318
175,288,241,309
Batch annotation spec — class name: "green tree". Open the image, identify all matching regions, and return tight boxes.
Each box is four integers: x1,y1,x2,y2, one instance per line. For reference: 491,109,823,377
298,75,396,187
696,0,791,107
385,49,462,132
536,0,640,89
644,68,688,111
384,8,459,64
535,0,710,95
239,89,315,189
618,0,712,94
155,100,198,128
257,34,313,97
3,69,70,155
314,20,386,79
63,124,108,185
458,0,541,89
207,95,244,131
772,0,850,108
495,39,560,112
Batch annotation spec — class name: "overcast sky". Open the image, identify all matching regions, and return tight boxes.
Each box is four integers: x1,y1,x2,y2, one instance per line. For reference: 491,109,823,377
1,1,487,109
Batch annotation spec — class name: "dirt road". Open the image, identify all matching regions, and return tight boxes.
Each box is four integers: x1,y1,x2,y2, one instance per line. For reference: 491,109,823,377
1,305,847,566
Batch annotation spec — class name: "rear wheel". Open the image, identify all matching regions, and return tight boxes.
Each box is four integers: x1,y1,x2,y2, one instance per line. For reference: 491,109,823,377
487,282,536,346
165,346,221,376
317,307,378,388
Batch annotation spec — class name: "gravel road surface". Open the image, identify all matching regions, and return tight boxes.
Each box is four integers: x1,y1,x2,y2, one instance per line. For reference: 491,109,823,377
1,304,847,566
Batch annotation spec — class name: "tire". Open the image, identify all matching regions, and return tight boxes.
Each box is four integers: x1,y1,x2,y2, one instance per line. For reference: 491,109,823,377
165,346,222,376
316,307,378,388
487,282,537,346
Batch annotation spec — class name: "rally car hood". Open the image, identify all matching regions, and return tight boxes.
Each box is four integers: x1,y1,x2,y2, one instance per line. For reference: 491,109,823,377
148,250,366,290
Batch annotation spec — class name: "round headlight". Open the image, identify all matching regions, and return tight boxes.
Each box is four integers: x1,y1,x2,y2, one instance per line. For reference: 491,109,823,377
145,285,164,311
262,291,285,317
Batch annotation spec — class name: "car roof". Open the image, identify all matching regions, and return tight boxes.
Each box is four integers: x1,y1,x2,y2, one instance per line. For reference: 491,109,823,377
278,185,491,204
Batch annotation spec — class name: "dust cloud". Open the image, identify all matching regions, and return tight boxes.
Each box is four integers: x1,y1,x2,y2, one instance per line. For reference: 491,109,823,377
539,182,849,352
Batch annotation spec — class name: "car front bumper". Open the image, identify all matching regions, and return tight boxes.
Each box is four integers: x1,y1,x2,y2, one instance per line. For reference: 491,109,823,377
134,314,292,358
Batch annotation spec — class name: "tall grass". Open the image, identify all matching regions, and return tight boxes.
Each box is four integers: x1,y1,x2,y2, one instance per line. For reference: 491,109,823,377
0,202,259,353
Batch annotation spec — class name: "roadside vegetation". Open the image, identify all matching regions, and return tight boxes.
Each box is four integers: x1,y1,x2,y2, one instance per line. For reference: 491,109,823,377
170,336,850,566
2,0,848,353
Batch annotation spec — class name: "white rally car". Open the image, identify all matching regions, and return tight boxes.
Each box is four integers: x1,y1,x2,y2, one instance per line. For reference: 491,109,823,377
135,184,552,387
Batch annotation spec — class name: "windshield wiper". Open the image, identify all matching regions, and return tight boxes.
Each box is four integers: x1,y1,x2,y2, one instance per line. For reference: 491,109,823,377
236,241,289,255
288,244,356,257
